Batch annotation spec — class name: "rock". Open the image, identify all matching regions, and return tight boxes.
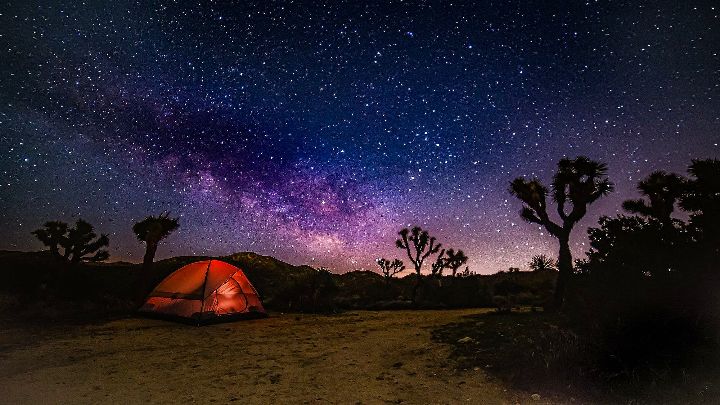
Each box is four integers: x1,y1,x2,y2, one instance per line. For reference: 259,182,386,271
457,336,474,343
531,393,541,401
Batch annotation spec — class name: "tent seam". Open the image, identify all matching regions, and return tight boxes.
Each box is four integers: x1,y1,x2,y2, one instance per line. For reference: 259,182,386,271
204,269,241,296
199,260,212,313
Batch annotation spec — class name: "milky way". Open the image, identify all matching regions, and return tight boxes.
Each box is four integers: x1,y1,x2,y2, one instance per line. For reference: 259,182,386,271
1,1,718,273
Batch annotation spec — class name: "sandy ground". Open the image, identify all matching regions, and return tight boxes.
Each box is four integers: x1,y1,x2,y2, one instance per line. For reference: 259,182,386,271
0,309,552,404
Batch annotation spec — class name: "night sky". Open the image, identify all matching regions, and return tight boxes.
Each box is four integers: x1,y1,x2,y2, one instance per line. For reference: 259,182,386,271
1,1,718,274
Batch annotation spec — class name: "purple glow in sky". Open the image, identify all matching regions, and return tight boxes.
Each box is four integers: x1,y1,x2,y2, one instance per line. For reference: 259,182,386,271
1,1,718,274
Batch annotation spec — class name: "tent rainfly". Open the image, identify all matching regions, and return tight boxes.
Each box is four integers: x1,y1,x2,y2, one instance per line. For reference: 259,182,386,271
139,260,266,324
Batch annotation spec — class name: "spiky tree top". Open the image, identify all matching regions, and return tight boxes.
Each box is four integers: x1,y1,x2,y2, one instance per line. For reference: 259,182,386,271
444,249,469,276
622,170,685,224
510,156,614,238
529,254,556,272
680,159,720,235
430,249,447,276
431,248,468,276
395,226,442,274
31,221,67,256
132,212,180,245
376,258,405,280
680,159,720,214
32,219,109,264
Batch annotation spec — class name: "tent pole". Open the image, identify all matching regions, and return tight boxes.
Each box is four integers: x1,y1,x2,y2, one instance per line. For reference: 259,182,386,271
199,260,212,314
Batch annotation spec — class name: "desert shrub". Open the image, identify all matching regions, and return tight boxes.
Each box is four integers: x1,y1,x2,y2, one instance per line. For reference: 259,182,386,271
432,312,587,392
556,161,720,383
491,278,523,311
492,295,512,312
333,270,398,308
260,267,338,313
432,276,494,307
567,214,718,380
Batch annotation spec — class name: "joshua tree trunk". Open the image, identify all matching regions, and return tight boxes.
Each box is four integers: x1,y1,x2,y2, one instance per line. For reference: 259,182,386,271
554,235,572,308
132,213,180,305
143,240,158,272
135,240,158,303
411,276,422,305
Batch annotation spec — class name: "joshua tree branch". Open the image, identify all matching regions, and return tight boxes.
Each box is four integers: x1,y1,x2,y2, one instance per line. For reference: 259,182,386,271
557,196,568,221
396,230,419,271
420,237,441,262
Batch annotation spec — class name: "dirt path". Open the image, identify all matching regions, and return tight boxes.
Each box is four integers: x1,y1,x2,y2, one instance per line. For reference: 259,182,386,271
0,309,548,404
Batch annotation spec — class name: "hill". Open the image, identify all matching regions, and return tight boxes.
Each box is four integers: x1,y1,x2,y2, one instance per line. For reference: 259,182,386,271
0,250,556,322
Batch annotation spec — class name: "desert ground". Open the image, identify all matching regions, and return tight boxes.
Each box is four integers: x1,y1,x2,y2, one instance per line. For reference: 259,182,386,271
0,309,557,404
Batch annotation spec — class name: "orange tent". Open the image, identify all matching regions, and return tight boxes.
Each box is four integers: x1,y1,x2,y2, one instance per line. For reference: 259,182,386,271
139,260,266,324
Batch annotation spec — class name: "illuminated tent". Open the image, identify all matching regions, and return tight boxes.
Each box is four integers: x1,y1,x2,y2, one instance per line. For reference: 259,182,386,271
139,260,266,324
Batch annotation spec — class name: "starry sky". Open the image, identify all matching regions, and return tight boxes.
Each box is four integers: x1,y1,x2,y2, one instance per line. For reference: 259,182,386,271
1,1,718,274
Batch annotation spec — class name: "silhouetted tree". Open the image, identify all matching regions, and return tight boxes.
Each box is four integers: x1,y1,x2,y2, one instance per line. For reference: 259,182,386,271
31,221,67,259
396,226,442,303
565,159,720,373
132,212,179,272
680,159,720,250
396,227,442,274
677,159,720,291
622,170,685,226
429,248,468,290
529,254,556,272
445,249,469,276
510,156,613,307
376,258,405,283
581,215,686,279
430,249,448,277
572,214,699,370
32,219,109,266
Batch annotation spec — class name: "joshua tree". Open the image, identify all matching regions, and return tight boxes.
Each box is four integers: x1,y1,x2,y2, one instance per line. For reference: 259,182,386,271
396,226,442,303
529,254,556,272
680,159,720,258
32,219,109,265
680,159,720,229
509,156,613,307
622,170,685,226
132,212,179,271
430,248,468,281
376,258,405,283
396,227,442,274
31,221,67,259
430,249,447,277
445,249,469,277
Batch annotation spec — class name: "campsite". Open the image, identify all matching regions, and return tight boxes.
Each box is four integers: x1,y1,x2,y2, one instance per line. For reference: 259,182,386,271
1,242,719,404
2,1,719,403
2,159,719,404
0,250,556,404
1,158,720,405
